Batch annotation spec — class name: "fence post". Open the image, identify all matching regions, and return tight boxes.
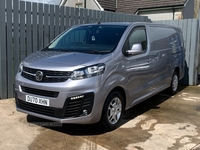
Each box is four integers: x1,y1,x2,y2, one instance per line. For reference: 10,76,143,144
198,9,200,77
189,19,199,85
0,0,6,99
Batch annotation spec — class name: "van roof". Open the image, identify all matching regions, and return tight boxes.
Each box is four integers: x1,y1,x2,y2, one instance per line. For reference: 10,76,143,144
73,22,181,32
76,22,176,28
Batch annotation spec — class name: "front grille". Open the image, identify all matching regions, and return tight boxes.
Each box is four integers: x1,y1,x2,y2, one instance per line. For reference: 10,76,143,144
16,92,94,119
65,99,81,117
21,86,59,98
17,99,56,117
21,66,72,83
65,93,94,118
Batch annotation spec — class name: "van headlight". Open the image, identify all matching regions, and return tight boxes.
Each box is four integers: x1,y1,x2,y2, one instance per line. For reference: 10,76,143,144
71,64,106,80
18,62,24,73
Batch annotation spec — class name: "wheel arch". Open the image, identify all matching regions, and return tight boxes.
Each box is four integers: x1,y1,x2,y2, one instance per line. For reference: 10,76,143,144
174,67,180,79
106,86,126,110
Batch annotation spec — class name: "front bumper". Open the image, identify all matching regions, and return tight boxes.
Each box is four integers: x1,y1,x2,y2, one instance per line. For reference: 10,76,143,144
15,73,105,124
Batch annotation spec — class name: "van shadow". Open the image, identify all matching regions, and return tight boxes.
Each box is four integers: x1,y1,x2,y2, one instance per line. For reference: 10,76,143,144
180,60,189,85
26,85,187,135
120,85,187,124
198,74,200,85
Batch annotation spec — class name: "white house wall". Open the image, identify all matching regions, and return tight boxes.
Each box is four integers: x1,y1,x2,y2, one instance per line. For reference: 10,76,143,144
64,0,100,10
138,9,182,21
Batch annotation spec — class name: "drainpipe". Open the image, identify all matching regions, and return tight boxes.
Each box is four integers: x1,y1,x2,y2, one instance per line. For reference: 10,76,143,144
172,7,175,20
84,0,86,8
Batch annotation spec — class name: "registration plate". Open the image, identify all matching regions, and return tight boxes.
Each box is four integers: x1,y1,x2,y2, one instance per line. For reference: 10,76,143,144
26,95,49,106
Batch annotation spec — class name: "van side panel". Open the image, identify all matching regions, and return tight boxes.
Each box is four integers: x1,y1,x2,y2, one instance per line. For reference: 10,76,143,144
147,25,184,92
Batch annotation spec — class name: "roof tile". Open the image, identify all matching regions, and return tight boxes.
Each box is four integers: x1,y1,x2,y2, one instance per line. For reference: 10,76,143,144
98,0,116,11
116,0,187,14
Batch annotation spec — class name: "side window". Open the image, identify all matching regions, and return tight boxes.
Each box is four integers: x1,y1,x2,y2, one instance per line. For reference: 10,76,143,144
148,26,179,51
123,27,147,55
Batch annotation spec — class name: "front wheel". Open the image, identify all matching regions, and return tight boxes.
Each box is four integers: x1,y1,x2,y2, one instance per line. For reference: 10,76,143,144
168,71,179,95
101,91,124,131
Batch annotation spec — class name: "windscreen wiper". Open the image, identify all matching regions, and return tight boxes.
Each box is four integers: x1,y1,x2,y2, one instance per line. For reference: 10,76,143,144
83,50,111,54
42,48,71,52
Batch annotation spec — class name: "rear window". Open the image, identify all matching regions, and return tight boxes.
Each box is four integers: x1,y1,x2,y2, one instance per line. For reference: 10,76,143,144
48,25,127,54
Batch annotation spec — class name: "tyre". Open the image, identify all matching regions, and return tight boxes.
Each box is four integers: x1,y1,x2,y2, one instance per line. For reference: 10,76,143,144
168,71,179,95
101,91,124,131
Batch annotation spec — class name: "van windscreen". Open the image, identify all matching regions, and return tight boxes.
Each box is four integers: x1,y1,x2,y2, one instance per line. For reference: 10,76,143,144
47,25,127,54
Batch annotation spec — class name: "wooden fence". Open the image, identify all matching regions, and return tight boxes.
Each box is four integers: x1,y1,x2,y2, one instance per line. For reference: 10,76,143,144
154,19,200,86
0,0,150,99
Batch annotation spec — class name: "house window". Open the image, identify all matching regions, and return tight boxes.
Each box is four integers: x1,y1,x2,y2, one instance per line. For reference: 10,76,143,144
75,2,83,8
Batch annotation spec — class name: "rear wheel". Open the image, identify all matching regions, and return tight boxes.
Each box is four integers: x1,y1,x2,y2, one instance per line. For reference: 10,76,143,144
101,91,124,131
168,71,179,95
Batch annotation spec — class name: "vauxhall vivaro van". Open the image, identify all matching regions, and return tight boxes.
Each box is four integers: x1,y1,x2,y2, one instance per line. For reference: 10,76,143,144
15,22,185,130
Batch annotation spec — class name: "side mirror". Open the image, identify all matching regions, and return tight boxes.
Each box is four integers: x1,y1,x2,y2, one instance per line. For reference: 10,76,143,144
126,44,142,55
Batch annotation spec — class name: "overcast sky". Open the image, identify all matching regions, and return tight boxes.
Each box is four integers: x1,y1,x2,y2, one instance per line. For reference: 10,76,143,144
21,0,60,5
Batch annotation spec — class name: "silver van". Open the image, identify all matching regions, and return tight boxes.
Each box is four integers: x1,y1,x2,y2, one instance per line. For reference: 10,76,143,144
15,22,185,130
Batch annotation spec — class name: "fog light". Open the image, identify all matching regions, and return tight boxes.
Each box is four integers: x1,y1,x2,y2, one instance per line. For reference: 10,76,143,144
82,110,88,116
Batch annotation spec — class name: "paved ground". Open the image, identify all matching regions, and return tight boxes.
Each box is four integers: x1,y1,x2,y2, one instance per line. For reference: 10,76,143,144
1,85,200,150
